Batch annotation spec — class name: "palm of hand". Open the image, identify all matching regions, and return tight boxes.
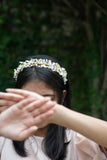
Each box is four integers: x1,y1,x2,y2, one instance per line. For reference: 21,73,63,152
0,99,37,140
0,89,56,140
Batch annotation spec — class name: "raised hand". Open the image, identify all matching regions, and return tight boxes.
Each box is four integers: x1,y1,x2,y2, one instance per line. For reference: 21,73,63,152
6,88,58,127
0,96,55,140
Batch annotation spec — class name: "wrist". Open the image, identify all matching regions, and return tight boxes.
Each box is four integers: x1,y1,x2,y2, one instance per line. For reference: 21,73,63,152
47,103,59,124
49,103,65,125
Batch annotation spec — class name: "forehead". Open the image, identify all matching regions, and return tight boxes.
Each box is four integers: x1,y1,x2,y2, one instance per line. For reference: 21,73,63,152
22,80,55,95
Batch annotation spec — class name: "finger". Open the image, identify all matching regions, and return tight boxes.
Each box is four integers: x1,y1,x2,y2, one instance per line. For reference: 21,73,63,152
26,98,50,112
0,106,8,113
16,97,36,109
6,88,43,100
34,110,54,125
0,92,23,102
32,101,56,117
0,99,15,106
17,126,38,141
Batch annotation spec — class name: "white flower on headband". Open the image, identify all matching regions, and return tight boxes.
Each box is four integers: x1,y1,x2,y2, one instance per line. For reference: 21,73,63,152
14,59,67,84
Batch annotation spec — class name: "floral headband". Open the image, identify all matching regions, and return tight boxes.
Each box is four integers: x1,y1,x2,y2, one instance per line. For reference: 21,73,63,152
14,58,67,84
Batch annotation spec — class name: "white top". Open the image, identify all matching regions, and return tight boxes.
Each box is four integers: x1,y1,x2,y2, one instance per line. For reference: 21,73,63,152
0,129,106,160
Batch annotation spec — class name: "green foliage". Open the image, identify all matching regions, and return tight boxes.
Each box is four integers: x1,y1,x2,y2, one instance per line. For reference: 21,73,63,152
0,0,107,119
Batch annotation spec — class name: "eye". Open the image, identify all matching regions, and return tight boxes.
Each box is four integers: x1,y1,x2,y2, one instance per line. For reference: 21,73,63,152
42,94,55,101
51,97,55,101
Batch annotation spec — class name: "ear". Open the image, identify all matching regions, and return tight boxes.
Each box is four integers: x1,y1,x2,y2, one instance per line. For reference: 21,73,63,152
62,90,67,104
63,90,67,98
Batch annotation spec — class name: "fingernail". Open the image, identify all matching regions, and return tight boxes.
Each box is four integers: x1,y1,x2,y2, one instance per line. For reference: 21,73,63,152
45,97,51,101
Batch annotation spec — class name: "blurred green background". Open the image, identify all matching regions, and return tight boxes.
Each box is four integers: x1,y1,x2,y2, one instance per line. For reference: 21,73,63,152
0,0,107,119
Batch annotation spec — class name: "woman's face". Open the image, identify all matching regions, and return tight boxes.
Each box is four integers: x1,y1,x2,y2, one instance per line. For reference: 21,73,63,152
22,80,59,102
21,80,59,136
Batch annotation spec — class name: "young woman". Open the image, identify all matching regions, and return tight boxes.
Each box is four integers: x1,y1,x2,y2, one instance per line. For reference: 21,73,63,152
0,55,107,160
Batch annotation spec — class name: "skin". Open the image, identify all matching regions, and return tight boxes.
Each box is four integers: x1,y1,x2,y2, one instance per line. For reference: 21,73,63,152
0,80,107,149
0,81,56,140
21,80,58,136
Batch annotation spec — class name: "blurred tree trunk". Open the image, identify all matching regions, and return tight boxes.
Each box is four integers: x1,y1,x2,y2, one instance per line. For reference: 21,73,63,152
50,0,107,118
100,19,107,119
83,0,100,117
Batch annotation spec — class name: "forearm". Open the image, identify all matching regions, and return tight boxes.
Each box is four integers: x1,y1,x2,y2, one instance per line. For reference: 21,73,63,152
52,104,107,148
